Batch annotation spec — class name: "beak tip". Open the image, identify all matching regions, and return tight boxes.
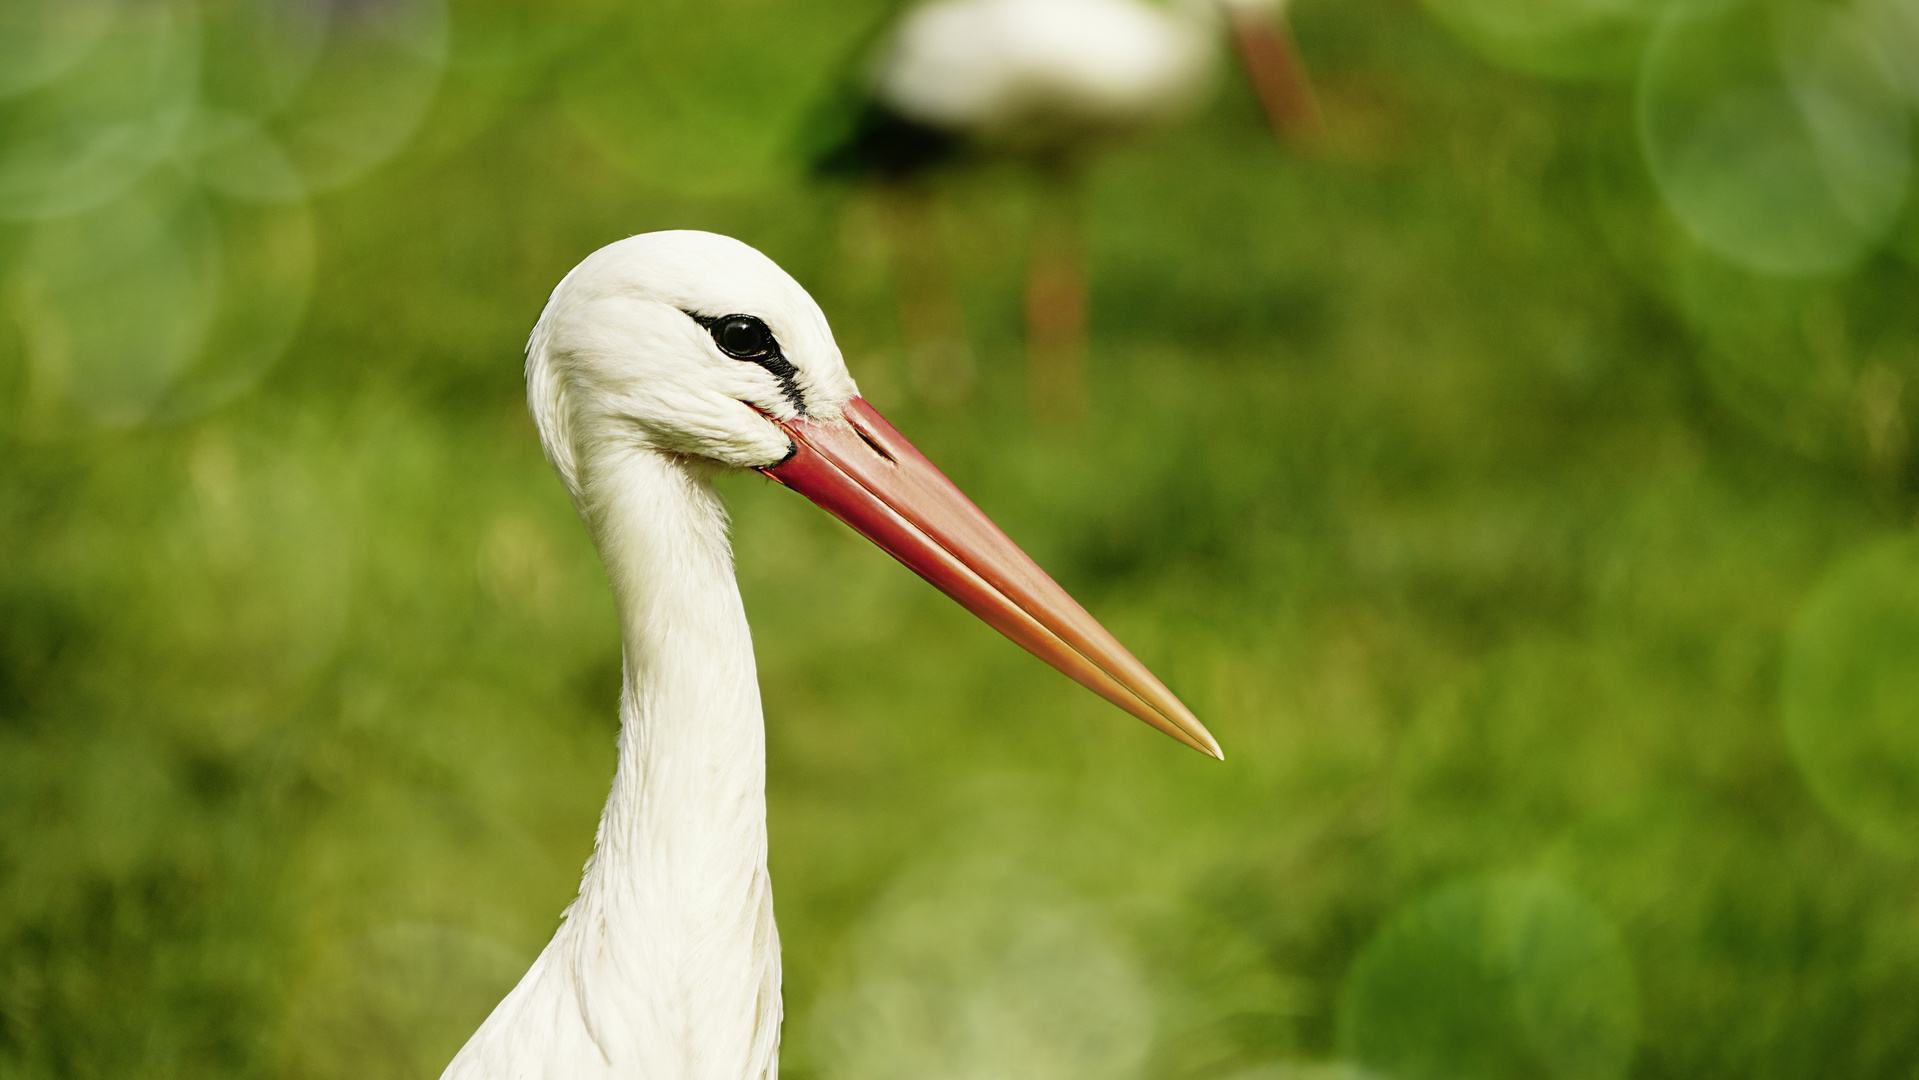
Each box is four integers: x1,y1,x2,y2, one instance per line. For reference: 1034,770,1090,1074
1171,717,1224,760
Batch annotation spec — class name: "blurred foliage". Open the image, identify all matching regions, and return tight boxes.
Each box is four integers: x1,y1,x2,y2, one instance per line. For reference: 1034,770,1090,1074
1338,874,1637,1080
2,0,1919,1078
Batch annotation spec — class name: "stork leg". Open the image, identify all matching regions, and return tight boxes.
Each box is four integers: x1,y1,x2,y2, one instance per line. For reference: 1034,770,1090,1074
1230,7,1323,144
1025,162,1087,432
880,179,975,407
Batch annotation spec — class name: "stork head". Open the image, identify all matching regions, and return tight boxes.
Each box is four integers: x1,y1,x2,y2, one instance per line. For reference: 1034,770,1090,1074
527,230,858,499
527,230,1220,759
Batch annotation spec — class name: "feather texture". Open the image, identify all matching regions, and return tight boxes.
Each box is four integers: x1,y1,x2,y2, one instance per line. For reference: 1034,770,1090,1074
445,232,858,1080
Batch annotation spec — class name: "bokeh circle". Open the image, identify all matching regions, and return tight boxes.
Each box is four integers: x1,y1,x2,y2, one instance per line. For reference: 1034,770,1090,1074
1637,0,1910,276
10,170,314,428
1784,533,1919,858
1340,874,1638,1080
812,859,1155,1080
1423,0,1677,81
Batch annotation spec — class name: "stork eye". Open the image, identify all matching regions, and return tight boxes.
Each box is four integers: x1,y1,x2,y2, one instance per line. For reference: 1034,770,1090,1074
713,315,774,359
683,308,806,413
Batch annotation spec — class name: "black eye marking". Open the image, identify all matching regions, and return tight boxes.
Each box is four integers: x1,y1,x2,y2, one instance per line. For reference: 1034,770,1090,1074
684,311,805,414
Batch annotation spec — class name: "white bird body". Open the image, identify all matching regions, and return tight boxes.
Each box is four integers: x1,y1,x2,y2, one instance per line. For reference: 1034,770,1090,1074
872,0,1295,148
441,231,1215,1079
876,0,1216,142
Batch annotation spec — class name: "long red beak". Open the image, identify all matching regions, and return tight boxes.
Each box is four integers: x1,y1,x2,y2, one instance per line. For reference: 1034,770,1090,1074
762,398,1222,759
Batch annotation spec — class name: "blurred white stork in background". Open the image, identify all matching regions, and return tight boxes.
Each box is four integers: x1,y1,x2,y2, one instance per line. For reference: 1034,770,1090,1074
817,0,1319,426
440,231,1218,1080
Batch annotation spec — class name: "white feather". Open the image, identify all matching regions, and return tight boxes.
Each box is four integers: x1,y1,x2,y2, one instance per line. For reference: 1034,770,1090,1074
874,0,1221,138
444,232,859,1080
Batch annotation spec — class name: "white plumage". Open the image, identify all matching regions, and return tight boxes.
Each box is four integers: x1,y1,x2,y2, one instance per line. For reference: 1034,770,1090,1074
872,0,1307,147
444,233,842,1080
876,0,1215,140
441,231,1216,1079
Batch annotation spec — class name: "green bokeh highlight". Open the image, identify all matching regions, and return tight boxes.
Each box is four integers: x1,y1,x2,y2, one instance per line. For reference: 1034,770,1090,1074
813,859,1155,1080
1785,534,1919,857
1339,874,1636,1080
1637,0,1909,277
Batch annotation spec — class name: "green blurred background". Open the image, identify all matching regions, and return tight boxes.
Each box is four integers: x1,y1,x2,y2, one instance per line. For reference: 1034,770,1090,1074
4,0,1919,1077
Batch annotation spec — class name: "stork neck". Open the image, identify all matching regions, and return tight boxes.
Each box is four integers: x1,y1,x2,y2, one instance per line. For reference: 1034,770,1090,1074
549,446,779,1078
585,447,767,875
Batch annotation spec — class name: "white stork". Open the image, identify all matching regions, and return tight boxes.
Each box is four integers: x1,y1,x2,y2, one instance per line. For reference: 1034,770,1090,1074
822,0,1320,424
441,231,1218,1080
867,0,1318,149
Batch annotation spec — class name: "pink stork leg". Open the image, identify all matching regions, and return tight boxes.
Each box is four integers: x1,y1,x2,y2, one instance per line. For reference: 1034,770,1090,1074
1024,163,1088,432
1231,6,1323,144
882,180,976,408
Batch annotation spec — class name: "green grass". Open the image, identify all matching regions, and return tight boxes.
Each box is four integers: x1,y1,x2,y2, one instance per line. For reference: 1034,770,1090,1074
3,0,1918,1078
